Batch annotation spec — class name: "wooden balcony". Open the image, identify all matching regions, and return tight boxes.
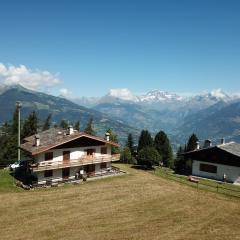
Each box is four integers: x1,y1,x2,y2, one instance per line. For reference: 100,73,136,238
30,154,120,172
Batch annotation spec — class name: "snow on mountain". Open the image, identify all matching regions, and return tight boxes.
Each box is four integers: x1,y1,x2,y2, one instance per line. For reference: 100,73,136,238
191,89,231,103
139,89,184,102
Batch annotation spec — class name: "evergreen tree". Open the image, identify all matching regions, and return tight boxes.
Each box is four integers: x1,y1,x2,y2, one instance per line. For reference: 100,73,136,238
154,131,173,167
120,147,132,164
138,146,161,168
74,120,80,131
22,111,38,138
42,114,52,131
84,117,96,135
126,133,134,155
137,130,153,152
60,119,68,129
186,133,199,152
174,146,185,173
107,128,120,154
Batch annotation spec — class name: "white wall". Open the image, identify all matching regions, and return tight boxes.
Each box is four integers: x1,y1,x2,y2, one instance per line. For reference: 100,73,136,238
192,160,240,183
35,144,112,163
35,160,113,184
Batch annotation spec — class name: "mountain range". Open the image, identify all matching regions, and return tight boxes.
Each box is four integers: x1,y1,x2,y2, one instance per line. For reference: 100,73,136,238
73,88,240,145
0,85,139,143
0,84,240,147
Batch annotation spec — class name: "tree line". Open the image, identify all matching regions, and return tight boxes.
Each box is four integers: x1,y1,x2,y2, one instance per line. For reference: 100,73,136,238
120,130,199,173
0,107,107,166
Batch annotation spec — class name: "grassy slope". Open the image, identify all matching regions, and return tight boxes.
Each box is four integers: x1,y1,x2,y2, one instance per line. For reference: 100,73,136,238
0,169,23,193
0,164,240,240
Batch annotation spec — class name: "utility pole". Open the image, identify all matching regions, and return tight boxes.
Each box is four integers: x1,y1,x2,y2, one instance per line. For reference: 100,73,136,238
16,101,22,161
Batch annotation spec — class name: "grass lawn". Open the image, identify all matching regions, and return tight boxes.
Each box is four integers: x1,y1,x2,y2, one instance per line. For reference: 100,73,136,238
0,164,240,240
0,169,23,193
154,167,240,197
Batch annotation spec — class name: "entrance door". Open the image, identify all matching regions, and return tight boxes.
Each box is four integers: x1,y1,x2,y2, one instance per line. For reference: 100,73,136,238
63,151,70,164
84,164,95,176
62,168,70,179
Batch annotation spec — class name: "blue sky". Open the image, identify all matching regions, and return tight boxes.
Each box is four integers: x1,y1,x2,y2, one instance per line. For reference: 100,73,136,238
0,0,240,97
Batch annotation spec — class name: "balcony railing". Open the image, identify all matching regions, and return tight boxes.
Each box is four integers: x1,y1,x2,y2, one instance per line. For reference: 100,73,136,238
30,154,120,172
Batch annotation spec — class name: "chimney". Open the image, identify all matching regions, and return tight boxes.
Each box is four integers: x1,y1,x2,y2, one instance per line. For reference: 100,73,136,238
196,141,200,150
204,139,212,148
35,134,40,147
67,125,74,135
105,132,110,141
220,138,225,145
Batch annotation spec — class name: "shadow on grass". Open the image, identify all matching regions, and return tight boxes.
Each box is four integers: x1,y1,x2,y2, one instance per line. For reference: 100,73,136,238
131,165,155,171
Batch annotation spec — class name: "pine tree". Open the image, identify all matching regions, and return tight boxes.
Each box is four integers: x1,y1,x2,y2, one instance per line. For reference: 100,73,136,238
74,120,80,131
120,147,132,164
22,111,38,138
186,133,199,152
138,146,161,168
126,133,134,155
174,146,185,173
107,128,119,154
137,130,153,152
60,119,68,129
154,131,173,167
42,114,52,131
84,117,96,135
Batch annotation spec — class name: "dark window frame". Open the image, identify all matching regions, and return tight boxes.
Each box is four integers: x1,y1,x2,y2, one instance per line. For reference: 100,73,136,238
100,162,107,169
44,170,53,178
45,152,53,161
199,163,217,173
101,147,107,155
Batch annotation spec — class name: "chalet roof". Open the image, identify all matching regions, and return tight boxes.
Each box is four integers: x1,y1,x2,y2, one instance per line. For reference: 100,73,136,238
20,128,120,156
183,142,240,167
218,142,240,157
183,142,240,158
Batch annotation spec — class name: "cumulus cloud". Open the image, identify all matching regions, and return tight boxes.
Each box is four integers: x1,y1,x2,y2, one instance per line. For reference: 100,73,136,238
109,88,138,101
0,63,60,90
59,88,73,98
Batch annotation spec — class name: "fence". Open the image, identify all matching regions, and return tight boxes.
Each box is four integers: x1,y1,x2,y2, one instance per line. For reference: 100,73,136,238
154,168,240,198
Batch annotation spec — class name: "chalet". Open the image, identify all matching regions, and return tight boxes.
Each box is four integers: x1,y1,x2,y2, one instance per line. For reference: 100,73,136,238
20,126,120,185
183,140,240,184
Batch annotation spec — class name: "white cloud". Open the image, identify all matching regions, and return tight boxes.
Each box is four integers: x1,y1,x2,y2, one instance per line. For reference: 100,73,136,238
0,63,60,90
109,88,138,101
59,88,73,98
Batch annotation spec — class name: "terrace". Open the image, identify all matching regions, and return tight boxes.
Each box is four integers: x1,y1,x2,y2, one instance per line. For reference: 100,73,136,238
30,154,120,172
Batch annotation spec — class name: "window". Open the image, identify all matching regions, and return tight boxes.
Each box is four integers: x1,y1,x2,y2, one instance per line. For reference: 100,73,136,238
44,170,53,178
85,149,96,156
100,162,107,169
45,152,53,161
101,147,107,154
200,163,217,173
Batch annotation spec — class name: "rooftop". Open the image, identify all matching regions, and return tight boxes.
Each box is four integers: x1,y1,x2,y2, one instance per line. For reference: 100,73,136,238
21,128,120,156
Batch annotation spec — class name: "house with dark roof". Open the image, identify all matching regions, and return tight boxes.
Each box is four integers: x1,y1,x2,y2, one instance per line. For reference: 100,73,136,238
183,140,240,184
20,126,120,185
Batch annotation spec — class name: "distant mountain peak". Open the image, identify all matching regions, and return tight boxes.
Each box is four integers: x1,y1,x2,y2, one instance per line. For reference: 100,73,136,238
139,89,183,102
194,89,231,102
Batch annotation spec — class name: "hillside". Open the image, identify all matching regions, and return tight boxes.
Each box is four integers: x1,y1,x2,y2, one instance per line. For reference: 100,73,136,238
0,85,139,143
178,100,240,143
0,165,240,240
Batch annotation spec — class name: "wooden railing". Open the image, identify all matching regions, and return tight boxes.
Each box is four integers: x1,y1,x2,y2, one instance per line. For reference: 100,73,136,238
30,154,120,172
